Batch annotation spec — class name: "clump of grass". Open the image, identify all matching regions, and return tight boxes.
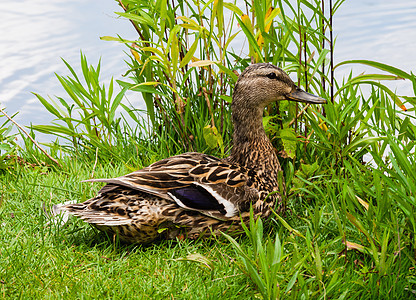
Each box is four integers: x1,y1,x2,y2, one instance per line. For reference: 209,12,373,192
222,209,287,299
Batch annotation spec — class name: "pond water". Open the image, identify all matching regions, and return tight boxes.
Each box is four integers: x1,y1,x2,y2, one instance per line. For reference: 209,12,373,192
1,0,415,134
0,0,135,126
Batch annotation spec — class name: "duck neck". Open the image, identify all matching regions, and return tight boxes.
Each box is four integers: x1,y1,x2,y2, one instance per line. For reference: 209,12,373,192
228,105,281,174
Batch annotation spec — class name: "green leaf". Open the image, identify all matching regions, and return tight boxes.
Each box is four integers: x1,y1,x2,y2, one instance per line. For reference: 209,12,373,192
31,124,76,137
176,16,202,31
158,0,167,33
335,60,413,80
109,86,128,122
169,33,180,76
219,95,232,103
235,14,264,62
223,30,240,52
300,161,319,177
141,47,168,62
203,125,223,149
279,127,297,159
215,62,238,82
116,12,154,26
157,227,168,233
285,270,299,294
167,25,181,51
32,93,63,119
342,136,384,156
0,143,12,152
387,134,416,180
314,243,323,281
349,74,405,82
262,115,275,129
179,35,200,68
345,212,371,241
271,209,305,239
253,0,265,33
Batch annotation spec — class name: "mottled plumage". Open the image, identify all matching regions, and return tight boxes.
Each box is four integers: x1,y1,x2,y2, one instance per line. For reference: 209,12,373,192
53,63,326,244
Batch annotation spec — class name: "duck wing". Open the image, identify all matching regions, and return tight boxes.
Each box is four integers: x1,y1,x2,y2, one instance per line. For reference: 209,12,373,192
83,152,258,220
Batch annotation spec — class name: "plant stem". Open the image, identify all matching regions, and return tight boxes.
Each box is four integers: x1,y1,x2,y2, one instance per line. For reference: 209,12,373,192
0,107,62,168
321,0,326,93
330,0,334,103
117,0,147,45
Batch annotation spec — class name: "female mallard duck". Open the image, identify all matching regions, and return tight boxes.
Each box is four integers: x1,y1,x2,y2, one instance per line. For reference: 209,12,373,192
54,63,326,244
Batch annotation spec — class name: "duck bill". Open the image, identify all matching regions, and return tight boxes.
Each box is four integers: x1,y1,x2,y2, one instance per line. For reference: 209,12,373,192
286,87,327,104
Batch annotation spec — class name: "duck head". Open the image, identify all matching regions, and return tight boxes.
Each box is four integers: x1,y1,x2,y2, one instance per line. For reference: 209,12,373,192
230,63,327,149
232,63,327,111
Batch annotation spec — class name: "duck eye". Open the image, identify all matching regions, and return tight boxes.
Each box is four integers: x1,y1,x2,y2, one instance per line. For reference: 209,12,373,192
266,72,277,79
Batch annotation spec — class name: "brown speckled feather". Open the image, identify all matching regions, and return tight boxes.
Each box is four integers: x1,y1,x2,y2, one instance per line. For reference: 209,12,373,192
54,63,326,244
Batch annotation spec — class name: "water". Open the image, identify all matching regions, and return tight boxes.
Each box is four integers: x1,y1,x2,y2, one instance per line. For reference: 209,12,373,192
0,0,137,126
1,0,415,132
334,0,416,96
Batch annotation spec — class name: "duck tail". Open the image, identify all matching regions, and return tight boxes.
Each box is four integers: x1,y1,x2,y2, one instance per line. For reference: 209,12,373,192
43,200,77,227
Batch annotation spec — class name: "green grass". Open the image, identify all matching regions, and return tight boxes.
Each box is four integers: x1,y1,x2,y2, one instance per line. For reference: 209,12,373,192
1,154,415,298
1,0,416,298
1,160,254,299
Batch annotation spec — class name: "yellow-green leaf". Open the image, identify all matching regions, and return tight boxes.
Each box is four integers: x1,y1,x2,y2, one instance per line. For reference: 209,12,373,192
203,125,223,149
344,240,365,252
223,2,243,16
174,253,213,270
241,14,253,34
100,36,137,43
265,7,281,32
355,195,369,211
189,60,217,67
171,33,179,75
236,14,264,62
177,16,201,31
213,0,224,37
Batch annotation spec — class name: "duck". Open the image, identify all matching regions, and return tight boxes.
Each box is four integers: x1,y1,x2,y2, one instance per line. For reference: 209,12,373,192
53,63,326,244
